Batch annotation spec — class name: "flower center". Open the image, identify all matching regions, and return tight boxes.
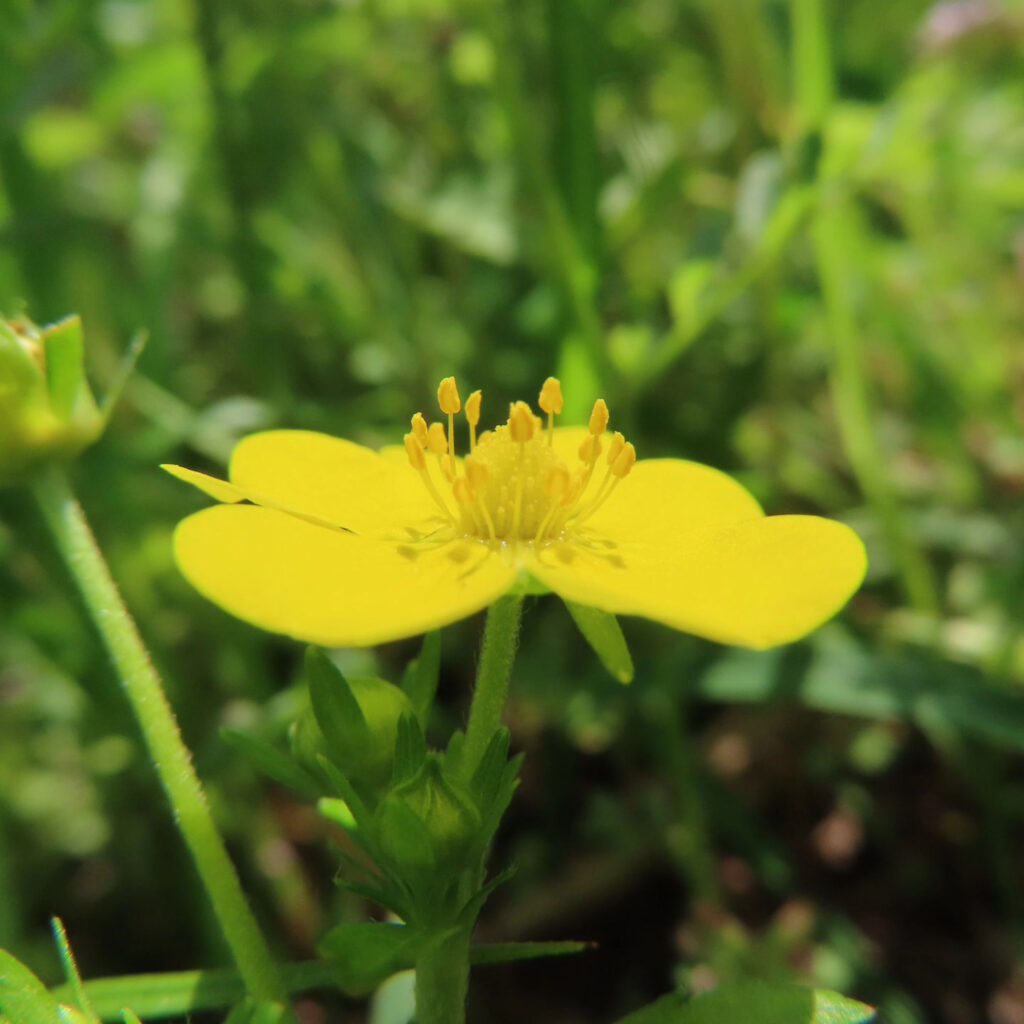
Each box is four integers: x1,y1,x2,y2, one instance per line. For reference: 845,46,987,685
403,377,635,545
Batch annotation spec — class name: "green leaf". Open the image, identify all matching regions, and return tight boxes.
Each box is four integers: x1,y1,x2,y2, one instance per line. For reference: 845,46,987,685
392,713,427,787
220,728,323,796
401,631,441,725
51,918,100,1024
564,601,634,683
120,1012,143,1024
469,940,593,965
99,330,147,420
0,949,66,1024
697,630,1024,753
318,924,421,997
305,648,369,756
41,316,86,421
614,982,875,1024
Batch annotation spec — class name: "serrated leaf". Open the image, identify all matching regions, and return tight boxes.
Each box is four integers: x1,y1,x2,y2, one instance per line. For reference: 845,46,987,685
401,631,441,725
318,924,421,997
221,728,323,796
0,949,66,1024
564,601,634,683
614,982,875,1024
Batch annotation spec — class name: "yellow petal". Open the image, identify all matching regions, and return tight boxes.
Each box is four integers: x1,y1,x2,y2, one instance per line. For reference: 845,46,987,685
162,465,249,504
584,457,763,538
174,504,517,646
529,514,866,649
228,430,437,536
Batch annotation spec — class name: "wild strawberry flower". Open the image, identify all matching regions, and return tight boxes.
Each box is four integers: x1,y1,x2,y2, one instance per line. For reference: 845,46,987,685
165,377,866,649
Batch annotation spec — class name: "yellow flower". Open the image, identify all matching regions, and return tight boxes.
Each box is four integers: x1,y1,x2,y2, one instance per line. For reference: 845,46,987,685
164,377,866,649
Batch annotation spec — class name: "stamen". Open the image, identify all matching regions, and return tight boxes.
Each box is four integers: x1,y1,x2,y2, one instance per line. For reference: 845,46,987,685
538,377,563,445
405,432,456,521
438,377,461,478
411,412,428,446
588,398,609,436
403,380,635,545
508,401,535,442
465,390,482,451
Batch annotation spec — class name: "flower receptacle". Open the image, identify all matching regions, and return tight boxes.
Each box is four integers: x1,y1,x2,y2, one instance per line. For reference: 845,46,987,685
0,314,105,486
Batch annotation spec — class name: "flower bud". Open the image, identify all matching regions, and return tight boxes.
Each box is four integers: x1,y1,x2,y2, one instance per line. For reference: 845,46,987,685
0,314,104,486
375,758,480,875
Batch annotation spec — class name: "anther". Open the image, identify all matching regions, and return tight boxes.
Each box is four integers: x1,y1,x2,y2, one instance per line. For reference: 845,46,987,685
545,464,569,497
465,455,489,490
453,477,475,504
465,390,482,451
404,432,426,470
539,376,563,445
508,401,535,443
438,377,461,415
426,422,448,455
588,398,609,436
611,441,636,478
411,412,428,446
578,434,601,464
606,431,625,465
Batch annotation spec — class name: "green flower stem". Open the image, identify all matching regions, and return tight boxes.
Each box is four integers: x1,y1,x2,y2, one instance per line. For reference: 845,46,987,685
31,465,290,1013
460,594,524,779
414,928,472,1024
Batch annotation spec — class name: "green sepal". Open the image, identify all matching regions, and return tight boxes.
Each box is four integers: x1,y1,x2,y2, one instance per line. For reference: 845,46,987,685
509,572,551,596
374,795,438,873
392,712,427,787
221,728,324,796
305,648,414,791
401,630,441,725
470,939,593,965
0,948,67,1024
614,981,875,1024
306,647,368,754
318,923,422,996
42,316,88,422
564,600,634,683
121,1011,144,1024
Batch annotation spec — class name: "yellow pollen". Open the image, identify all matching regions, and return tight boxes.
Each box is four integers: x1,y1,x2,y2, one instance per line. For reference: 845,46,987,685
411,412,428,445
588,398,609,436
438,377,461,415
404,432,426,470
407,380,636,543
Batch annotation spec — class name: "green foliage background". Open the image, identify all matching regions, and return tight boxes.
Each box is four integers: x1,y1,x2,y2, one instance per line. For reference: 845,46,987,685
2,0,1024,1020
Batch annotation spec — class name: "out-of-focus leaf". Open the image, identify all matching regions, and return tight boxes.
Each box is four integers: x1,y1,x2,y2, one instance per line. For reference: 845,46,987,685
615,981,874,1024
220,729,323,796
697,630,1024,752
0,949,65,1024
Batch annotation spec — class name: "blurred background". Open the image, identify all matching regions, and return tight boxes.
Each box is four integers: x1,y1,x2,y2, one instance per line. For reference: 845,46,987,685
2,0,1024,1021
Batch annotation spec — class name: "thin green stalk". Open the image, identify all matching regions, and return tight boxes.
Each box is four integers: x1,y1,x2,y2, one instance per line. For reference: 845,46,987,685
460,595,524,779
812,200,940,616
414,928,472,1024
31,465,290,1013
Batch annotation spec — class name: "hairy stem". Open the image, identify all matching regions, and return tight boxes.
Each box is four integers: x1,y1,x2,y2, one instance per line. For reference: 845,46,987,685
460,595,524,778
31,465,290,1012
